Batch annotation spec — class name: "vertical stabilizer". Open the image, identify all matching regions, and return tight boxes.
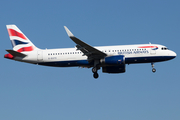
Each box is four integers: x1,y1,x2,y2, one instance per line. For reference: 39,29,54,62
6,25,39,52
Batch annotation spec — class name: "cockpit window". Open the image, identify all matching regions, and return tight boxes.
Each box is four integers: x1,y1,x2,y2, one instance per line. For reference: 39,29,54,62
161,47,168,50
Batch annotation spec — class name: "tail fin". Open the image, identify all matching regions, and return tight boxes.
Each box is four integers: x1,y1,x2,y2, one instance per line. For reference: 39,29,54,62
6,25,39,52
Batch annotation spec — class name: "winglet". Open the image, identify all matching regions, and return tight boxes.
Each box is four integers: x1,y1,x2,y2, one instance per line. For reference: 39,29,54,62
64,26,74,37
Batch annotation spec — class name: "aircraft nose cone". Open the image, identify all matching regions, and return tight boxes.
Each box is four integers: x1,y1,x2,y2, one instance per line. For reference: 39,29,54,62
171,51,177,59
173,51,177,57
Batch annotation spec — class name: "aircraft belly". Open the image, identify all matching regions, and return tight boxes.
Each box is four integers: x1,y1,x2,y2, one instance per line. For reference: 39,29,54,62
125,56,175,64
38,59,91,67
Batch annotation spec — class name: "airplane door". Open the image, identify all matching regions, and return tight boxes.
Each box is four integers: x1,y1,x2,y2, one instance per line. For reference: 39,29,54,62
150,48,156,55
37,51,43,61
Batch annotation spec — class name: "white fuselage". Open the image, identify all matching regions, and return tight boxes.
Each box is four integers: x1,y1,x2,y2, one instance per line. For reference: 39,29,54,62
16,44,176,67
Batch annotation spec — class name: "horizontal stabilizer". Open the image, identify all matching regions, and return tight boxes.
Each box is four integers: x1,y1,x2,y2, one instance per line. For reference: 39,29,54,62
6,49,27,57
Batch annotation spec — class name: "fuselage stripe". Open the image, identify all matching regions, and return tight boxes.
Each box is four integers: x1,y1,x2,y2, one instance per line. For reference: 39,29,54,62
138,46,158,48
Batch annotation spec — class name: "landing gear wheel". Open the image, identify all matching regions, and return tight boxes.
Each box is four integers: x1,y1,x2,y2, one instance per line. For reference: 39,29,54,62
152,68,156,73
92,60,100,79
151,63,156,73
92,67,97,73
93,72,99,79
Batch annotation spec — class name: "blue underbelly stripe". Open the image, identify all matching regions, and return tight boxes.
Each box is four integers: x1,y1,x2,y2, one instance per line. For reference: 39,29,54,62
38,56,175,67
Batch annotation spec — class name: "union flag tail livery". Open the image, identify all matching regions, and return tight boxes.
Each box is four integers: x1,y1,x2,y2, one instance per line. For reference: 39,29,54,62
6,25,38,51
5,25,40,59
4,25,176,79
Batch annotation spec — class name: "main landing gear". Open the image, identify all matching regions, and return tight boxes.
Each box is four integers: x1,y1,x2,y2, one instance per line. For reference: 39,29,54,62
92,60,100,79
93,71,99,79
92,66,100,79
151,63,156,73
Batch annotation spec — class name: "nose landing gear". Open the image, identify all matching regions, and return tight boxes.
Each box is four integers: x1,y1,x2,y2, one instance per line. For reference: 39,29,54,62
151,63,156,73
152,68,156,73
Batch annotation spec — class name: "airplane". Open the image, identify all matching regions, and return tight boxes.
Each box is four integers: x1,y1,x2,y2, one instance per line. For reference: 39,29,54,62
4,25,176,79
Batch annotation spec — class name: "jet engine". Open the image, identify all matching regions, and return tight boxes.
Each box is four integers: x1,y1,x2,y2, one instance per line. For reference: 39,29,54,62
100,55,125,65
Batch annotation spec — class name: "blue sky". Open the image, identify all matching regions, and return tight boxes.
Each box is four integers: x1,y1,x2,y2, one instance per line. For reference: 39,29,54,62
0,0,180,120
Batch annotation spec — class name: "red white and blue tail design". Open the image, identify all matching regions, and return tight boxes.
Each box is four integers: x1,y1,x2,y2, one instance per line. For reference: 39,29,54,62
6,25,39,52
5,25,40,59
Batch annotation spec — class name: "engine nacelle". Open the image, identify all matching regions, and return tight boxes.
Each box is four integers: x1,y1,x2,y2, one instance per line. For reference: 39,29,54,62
102,65,126,73
100,55,125,65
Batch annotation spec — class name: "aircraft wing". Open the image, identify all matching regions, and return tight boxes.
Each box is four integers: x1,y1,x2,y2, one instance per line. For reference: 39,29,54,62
64,26,107,60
